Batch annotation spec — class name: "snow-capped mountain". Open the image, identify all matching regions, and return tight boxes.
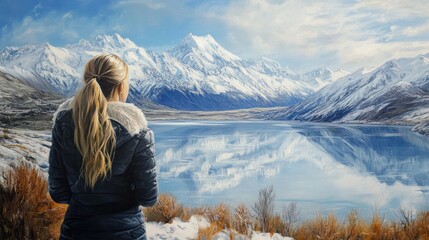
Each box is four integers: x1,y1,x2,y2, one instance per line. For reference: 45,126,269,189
168,33,241,71
301,67,349,91
0,43,82,95
270,53,429,125
0,33,317,111
73,33,139,52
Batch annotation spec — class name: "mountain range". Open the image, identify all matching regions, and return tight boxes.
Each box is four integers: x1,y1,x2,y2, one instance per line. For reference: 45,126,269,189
0,33,428,134
269,54,429,129
0,33,346,111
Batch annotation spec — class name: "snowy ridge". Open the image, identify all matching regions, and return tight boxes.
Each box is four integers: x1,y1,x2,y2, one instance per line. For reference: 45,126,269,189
73,33,139,52
168,33,241,70
0,33,330,111
270,53,429,127
0,44,82,95
302,67,349,91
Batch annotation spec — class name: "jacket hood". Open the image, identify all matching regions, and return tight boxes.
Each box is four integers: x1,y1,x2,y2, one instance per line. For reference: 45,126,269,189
52,96,149,136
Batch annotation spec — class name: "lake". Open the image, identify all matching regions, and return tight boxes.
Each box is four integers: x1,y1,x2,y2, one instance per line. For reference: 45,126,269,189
150,120,429,220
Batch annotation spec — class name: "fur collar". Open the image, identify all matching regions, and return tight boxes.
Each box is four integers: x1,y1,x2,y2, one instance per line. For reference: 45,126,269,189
52,97,148,135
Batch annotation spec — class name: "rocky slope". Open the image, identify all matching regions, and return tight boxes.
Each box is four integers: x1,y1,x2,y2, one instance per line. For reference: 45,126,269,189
0,70,65,130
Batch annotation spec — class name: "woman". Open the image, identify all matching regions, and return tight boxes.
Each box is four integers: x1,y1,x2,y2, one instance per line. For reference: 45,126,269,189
48,54,158,240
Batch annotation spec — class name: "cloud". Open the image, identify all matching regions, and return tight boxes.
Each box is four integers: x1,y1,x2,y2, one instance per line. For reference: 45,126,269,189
32,3,43,17
0,10,108,48
352,0,429,18
116,0,167,10
62,12,73,21
0,0,201,49
1,0,429,72
401,23,429,37
207,0,429,71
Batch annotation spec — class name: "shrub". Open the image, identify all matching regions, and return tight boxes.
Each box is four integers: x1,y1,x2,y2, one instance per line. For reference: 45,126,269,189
181,206,192,222
143,193,183,223
368,211,397,239
0,163,66,240
394,208,429,239
4,165,429,239
342,210,366,239
252,185,275,232
233,203,252,236
190,205,212,218
281,202,301,236
197,222,222,240
415,211,429,238
294,213,341,240
206,203,232,230
269,214,286,236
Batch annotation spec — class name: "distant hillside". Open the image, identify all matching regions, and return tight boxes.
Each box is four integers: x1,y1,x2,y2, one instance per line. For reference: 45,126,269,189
0,70,65,129
267,53,429,134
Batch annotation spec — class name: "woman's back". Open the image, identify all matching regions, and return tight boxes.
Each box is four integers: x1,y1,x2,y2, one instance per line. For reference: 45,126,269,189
48,54,158,240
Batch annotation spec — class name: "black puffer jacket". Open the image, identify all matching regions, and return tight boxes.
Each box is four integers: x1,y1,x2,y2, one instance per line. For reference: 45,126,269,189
48,97,158,240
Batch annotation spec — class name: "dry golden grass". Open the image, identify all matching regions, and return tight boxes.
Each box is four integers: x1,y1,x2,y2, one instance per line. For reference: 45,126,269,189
414,211,429,239
294,213,341,240
4,144,30,152
143,193,184,223
2,165,429,240
0,163,66,240
269,214,286,236
197,222,223,240
233,203,252,236
342,210,367,239
189,204,234,240
205,203,232,230
181,206,192,222
291,209,429,240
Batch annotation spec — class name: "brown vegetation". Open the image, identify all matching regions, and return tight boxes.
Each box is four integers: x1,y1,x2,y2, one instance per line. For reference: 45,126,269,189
252,185,275,232
197,222,223,240
0,163,66,240
143,193,184,223
205,203,232,230
233,203,252,236
4,144,30,152
293,210,429,240
281,202,301,236
1,164,429,240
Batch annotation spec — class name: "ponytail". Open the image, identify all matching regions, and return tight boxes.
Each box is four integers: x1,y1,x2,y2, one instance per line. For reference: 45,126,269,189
72,77,116,189
72,54,128,189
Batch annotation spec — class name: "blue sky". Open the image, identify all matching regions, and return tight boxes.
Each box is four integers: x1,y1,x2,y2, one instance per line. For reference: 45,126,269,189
1,0,429,72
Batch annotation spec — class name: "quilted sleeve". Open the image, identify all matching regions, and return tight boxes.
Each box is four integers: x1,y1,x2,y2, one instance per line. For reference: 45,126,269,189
48,113,71,204
130,129,158,206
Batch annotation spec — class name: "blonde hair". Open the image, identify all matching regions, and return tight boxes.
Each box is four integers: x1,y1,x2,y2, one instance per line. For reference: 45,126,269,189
72,54,129,189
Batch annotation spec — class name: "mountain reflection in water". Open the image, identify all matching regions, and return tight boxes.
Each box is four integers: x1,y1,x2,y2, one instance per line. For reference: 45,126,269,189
151,121,429,219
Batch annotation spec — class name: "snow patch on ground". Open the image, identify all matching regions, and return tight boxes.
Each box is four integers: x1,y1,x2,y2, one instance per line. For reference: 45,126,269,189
213,231,292,240
0,127,51,171
146,216,210,240
146,215,293,240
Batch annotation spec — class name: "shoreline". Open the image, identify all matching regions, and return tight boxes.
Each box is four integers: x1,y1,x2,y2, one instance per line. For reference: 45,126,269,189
1,106,424,134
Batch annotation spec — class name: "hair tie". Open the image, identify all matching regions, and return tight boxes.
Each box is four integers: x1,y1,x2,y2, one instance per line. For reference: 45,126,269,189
94,75,101,84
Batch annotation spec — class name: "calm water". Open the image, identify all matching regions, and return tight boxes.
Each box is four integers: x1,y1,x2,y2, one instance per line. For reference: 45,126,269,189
150,120,429,220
